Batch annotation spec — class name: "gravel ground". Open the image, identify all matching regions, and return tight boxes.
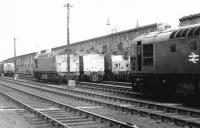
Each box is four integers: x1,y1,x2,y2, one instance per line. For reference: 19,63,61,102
0,94,36,128
0,81,183,128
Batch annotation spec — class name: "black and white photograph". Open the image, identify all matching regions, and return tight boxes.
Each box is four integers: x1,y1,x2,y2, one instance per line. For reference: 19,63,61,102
0,0,200,128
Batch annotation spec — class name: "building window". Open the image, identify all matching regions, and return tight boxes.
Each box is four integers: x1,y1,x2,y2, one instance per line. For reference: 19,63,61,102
190,41,197,51
118,42,123,51
143,44,153,66
170,43,176,52
102,45,107,53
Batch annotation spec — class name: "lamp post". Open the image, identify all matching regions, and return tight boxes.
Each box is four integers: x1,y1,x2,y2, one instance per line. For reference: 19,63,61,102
64,3,72,85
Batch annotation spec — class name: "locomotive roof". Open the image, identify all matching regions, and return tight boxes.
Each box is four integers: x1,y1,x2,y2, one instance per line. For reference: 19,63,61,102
133,23,200,44
36,48,68,59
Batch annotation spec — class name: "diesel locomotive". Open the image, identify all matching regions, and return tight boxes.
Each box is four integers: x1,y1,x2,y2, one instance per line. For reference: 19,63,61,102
130,24,200,96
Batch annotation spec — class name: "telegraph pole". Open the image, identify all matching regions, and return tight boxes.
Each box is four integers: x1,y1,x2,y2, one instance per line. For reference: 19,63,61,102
64,3,72,84
14,38,16,79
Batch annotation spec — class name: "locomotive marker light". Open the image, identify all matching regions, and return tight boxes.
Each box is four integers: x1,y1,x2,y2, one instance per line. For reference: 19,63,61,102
189,52,199,63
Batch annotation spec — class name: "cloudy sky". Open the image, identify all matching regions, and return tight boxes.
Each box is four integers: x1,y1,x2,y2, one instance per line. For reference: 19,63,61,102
0,0,199,61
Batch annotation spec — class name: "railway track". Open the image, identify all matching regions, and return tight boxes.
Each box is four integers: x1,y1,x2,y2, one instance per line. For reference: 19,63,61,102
0,79,137,128
101,81,132,87
1,78,200,127
0,93,53,128
77,81,136,96
17,75,135,96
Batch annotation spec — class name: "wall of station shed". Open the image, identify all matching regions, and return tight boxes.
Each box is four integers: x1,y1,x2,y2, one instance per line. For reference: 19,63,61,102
16,53,36,74
52,24,159,55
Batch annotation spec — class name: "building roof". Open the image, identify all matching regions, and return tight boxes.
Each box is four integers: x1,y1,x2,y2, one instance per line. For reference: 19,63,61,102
1,52,37,63
52,23,158,51
179,13,200,22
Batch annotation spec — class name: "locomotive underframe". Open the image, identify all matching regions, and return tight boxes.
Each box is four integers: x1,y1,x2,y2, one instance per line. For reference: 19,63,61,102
131,73,200,96
34,71,105,83
34,71,79,83
4,71,14,77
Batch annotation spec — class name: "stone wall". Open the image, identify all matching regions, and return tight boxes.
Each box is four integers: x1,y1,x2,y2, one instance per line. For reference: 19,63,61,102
52,23,162,55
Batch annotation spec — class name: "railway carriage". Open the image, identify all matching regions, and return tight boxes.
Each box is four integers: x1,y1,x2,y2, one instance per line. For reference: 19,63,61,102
130,24,200,96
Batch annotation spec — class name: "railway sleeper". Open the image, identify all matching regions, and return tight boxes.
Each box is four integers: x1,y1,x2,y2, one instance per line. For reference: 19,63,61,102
4,78,200,128
55,117,86,121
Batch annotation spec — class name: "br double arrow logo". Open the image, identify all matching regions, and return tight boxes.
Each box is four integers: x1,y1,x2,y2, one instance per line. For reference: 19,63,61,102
189,53,199,63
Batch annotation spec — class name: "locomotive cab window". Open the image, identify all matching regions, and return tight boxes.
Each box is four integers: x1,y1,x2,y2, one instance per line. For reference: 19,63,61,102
170,43,176,52
143,44,153,66
190,41,197,51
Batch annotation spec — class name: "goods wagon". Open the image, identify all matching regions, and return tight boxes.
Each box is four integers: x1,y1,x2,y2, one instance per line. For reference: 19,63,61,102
104,54,130,82
2,62,15,76
130,24,200,96
33,51,105,82
79,53,104,82
0,63,3,75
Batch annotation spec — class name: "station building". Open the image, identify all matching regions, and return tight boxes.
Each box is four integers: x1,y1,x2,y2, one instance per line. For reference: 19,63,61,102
52,23,169,55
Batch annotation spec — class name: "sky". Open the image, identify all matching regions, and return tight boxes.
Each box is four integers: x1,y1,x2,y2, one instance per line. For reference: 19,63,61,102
0,0,199,61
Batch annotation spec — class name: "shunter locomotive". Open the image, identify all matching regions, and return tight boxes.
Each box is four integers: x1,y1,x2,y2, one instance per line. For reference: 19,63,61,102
130,24,200,96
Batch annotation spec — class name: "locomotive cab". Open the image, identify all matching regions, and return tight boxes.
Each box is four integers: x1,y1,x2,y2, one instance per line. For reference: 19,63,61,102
130,25,200,96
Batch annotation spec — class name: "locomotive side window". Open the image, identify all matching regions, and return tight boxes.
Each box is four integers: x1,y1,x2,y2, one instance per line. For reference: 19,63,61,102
190,41,197,51
170,43,176,52
143,44,153,66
